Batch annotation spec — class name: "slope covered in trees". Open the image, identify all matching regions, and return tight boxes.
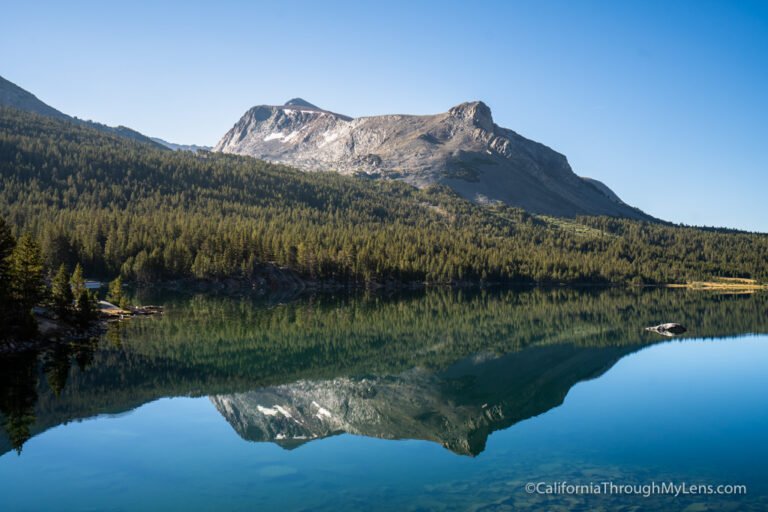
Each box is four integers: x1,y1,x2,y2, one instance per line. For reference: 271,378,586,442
0,106,766,285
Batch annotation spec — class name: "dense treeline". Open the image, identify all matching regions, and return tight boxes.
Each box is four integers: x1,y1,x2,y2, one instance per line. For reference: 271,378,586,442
0,217,46,337
0,215,99,341
1,106,766,285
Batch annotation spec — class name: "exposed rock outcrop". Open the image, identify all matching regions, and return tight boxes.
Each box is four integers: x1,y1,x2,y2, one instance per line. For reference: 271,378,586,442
215,99,651,219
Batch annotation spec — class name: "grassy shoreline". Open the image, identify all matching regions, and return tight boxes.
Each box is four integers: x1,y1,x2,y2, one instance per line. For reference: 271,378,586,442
663,277,768,291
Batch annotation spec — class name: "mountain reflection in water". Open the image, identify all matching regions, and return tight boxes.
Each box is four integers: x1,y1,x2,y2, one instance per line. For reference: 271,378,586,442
2,288,767,457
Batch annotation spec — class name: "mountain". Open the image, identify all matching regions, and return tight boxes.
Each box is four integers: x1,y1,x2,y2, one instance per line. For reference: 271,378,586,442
0,74,165,149
82,120,166,148
215,99,650,219
0,75,69,119
4,105,768,286
150,137,212,153
3,106,767,286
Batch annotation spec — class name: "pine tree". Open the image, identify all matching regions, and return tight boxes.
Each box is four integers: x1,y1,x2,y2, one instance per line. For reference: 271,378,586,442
70,263,86,300
0,217,14,291
51,264,74,320
107,276,125,308
75,290,98,328
0,217,16,334
11,234,47,312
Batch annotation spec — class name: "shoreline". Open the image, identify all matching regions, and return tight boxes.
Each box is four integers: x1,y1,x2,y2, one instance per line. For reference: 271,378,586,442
128,275,767,294
1,281,765,356
661,278,768,292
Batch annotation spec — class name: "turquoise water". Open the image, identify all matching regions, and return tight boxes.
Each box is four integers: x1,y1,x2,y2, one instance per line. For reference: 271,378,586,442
1,289,767,510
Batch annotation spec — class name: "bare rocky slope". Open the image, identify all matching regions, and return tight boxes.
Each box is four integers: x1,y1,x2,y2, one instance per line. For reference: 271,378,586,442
216,99,651,219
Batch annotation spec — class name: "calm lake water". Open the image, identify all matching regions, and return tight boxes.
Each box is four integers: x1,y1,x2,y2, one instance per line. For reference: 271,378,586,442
1,288,767,511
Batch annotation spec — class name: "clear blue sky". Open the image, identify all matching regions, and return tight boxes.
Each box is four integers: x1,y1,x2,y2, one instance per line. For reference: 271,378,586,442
2,0,767,231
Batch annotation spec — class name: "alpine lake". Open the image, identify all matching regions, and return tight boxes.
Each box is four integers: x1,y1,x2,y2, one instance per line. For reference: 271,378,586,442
1,287,767,511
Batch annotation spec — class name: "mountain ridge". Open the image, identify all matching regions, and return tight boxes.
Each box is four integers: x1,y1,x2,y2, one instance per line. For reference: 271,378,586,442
0,74,166,149
0,75,69,119
149,136,212,153
215,99,652,219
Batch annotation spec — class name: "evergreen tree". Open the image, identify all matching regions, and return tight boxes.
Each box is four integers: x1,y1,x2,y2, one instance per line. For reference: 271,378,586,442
107,276,125,308
11,234,46,312
70,263,86,300
0,217,16,335
75,290,98,328
0,216,14,289
51,264,74,320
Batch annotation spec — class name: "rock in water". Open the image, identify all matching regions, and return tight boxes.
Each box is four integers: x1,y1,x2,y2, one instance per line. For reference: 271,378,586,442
645,323,687,336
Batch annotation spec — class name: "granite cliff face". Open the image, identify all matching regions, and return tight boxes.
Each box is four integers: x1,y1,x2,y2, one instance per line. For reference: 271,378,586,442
215,99,650,218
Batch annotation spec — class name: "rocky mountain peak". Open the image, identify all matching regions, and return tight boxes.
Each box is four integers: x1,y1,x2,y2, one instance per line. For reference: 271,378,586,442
215,99,651,219
284,98,320,109
448,100,494,132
